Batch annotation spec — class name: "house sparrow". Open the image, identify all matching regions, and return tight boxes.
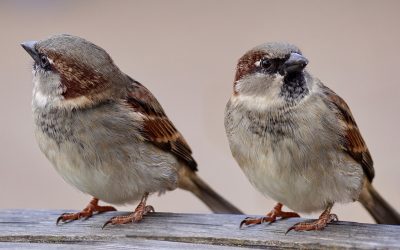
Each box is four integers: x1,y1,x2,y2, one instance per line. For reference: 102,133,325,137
21,34,242,228
224,42,400,232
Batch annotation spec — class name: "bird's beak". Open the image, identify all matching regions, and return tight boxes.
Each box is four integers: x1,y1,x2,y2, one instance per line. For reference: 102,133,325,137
21,41,40,63
281,52,308,74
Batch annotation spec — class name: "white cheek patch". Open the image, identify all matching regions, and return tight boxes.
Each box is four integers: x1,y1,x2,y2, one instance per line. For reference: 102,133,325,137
233,75,286,111
33,90,50,107
33,89,94,109
233,95,284,111
32,72,61,108
32,70,96,110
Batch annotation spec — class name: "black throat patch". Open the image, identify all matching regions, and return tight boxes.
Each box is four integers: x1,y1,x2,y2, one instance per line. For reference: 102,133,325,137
280,72,309,102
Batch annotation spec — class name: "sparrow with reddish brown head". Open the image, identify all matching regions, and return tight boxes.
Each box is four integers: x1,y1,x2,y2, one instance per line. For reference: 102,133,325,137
21,34,241,227
224,42,400,232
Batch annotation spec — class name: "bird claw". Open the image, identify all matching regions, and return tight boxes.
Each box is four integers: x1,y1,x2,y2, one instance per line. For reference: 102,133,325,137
240,217,268,228
285,213,338,234
56,211,91,225
56,213,68,225
56,198,116,225
240,203,300,229
102,219,113,229
102,205,155,229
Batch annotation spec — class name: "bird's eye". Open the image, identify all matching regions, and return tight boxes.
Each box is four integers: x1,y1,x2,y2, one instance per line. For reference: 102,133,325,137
260,58,273,70
39,55,50,69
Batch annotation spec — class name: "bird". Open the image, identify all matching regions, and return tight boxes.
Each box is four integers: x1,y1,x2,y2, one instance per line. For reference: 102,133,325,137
224,42,400,233
21,34,242,228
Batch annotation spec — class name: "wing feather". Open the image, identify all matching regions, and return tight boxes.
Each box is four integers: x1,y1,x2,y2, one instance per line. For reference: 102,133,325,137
321,85,374,181
125,77,197,171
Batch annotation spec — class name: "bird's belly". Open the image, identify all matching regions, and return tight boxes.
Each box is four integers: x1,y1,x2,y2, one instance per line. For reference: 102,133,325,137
242,156,328,213
35,130,179,205
233,135,364,213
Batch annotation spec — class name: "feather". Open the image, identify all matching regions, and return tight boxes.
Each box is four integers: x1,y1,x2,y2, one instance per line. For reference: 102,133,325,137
322,85,374,181
125,77,197,171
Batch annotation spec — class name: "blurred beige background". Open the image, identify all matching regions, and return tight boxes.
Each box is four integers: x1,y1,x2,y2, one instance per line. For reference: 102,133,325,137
0,0,399,224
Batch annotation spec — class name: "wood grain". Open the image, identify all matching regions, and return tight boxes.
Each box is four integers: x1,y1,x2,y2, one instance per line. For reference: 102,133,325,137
0,209,399,249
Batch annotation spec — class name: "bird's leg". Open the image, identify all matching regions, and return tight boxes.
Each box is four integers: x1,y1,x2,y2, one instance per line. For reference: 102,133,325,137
240,203,300,228
286,203,338,234
56,198,117,224
102,193,154,228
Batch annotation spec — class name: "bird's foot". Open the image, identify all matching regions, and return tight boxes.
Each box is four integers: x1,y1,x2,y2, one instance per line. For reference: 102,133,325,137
286,205,338,234
240,203,300,228
56,198,116,224
102,193,154,228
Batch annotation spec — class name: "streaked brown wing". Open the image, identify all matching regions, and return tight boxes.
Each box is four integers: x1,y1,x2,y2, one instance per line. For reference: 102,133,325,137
322,85,374,181
126,77,197,171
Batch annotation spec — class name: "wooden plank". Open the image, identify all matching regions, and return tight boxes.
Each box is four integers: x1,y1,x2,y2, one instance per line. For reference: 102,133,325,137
0,209,399,249
0,240,236,250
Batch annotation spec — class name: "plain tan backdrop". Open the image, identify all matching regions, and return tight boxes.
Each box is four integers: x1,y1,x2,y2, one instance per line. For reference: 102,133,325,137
1,0,399,224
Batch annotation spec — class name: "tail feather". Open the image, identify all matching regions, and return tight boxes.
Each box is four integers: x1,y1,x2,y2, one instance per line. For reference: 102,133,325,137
359,179,400,225
178,168,242,214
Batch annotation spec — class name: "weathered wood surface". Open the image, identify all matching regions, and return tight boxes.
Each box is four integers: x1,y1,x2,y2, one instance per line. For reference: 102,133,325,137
0,209,399,249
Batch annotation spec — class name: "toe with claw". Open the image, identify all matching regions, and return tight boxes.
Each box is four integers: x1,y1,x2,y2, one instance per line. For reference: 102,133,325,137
56,198,116,225
240,203,300,228
102,193,154,229
286,204,338,234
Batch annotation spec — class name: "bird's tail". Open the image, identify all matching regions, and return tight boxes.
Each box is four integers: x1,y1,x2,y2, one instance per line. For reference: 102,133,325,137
359,179,400,224
178,167,242,214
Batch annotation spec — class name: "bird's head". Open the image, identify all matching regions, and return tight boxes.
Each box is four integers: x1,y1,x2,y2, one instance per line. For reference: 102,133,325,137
22,34,127,109
233,42,310,108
